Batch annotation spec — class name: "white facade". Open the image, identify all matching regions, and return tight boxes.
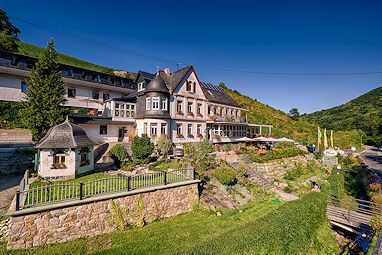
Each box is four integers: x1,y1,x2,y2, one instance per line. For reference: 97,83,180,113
79,123,132,144
37,148,94,180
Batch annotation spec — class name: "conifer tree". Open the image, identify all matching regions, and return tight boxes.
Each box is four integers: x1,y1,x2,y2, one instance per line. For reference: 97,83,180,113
21,39,68,141
0,9,20,52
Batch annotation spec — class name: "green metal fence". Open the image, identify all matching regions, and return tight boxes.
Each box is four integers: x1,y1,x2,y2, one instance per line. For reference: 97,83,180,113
16,169,195,211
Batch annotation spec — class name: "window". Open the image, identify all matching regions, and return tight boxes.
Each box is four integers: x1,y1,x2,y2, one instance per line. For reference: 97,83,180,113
161,98,167,110
103,93,110,101
92,91,99,100
161,123,167,135
188,102,193,114
79,147,90,166
208,106,211,115
213,107,217,115
152,97,160,110
100,125,107,135
193,82,196,93
151,123,158,136
21,81,28,93
53,155,66,169
177,124,182,136
186,81,192,92
188,124,193,137
197,103,202,115
197,124,202,135
146,97,151,110
67,88,76,98
114,103,120,117
177,100,183,113
131,105,135,117
144,123,148,134
138,82,145,91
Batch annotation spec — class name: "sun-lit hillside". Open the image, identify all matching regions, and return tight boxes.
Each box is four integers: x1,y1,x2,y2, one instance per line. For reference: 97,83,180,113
222,84,362,149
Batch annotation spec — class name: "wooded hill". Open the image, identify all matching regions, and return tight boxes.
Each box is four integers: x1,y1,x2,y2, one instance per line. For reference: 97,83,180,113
222,85,362,149
16,42,137,79
303,87,382,146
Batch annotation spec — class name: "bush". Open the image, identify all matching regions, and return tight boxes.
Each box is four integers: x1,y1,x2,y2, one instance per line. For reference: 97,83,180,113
274,141,295,148
156,136,172,158
213,166,236,186
131,135,154,162
249,147,306,163
109,144,128,168
121,161,135,171
184,139,216,176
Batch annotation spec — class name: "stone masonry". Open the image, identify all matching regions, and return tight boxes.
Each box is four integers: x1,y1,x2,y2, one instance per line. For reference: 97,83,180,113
6,182,199,250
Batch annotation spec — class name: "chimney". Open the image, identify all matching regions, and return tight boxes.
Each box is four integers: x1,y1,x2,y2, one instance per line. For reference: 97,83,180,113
164,67,170,76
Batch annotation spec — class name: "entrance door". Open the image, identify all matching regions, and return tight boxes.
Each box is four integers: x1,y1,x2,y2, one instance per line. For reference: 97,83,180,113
118,128,125,142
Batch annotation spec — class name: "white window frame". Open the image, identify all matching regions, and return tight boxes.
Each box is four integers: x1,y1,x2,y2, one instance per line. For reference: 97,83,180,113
138,82,145,91
146,97,151,110
161,98,167,110
188,102,193,113
152,97,160,110
177,124,182,136
161,123,167,136
188,124,192,136
150,123,158,136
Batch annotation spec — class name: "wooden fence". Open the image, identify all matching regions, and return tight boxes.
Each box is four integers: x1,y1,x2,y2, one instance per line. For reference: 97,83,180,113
15,169,195,211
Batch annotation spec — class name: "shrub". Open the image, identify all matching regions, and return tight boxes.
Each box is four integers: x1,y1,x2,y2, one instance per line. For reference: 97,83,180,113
156,136,172,158
369,183,382,192
121,161,135,171
284,163,307,181
131,135,154,162
184,139,216,176
249,147,306,163
274,141,295,148
213,166,236,186
109,144,128,168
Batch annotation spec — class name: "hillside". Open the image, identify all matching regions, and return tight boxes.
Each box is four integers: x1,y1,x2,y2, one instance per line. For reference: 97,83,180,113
304,87,382,146
222,85,362,149
16,42,137,79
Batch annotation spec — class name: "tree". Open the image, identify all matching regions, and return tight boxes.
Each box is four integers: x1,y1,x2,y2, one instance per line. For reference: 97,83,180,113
184,139,216,176
157,136,172,159
288,108,300,120
131,134,154,163
108,144,128,168
20,39,68,141
0,9,20,52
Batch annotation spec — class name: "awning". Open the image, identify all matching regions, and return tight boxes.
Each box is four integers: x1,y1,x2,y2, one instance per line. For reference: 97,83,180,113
276,137,295,142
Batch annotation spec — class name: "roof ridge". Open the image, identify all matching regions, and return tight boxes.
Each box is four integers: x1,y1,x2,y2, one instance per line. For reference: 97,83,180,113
67,119,77,148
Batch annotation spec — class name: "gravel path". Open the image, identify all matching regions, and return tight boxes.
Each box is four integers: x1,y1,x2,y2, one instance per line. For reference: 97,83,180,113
0,174,21,216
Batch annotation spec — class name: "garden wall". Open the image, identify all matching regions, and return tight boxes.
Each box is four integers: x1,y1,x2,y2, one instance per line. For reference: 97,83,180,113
6,181,199,250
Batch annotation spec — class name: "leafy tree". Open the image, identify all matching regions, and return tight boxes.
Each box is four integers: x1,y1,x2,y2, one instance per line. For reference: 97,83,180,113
288,108,300,120
109,144,128,168
157,136,172,158
20,39,68,141
184,139,216,175
131,134,154,163
0,9,20,52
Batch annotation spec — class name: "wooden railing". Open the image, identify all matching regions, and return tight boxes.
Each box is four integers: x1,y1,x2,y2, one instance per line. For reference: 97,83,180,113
15,169,195,211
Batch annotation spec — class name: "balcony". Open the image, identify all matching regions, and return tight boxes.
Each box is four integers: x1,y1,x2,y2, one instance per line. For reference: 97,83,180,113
207,114,247,123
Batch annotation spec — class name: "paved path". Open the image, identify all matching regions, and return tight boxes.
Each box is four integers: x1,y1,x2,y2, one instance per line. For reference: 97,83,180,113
359,146,382,180
0,175,21,216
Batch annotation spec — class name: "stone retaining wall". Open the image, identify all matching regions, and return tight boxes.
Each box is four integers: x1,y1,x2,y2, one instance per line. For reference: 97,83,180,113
6,182,199,250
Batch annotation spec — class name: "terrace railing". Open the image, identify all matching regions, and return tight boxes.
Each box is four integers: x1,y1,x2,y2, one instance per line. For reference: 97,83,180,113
15,169,195,211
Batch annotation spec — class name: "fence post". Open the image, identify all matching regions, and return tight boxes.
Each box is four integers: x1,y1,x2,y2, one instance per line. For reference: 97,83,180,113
79,183,83,200
15,191,20,211
163,172,167,185
127,176,131,191
25,169,29,185
192,169,196,180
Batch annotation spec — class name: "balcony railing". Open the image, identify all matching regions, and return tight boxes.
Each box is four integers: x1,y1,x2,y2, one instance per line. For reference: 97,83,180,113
207,114,247,123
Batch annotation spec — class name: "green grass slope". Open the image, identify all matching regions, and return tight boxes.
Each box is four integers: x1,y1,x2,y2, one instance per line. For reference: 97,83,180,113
304,87,382,145
223,86,362,148
16,42,136,79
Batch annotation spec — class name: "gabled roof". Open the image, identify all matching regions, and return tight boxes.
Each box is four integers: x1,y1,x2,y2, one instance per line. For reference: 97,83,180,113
158,66,193,92
135,70,156,83
35,119,95,149
200,82,240,107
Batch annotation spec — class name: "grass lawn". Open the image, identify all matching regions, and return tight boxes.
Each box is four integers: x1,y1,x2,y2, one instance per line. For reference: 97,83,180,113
0,201,279,255
27,172,192,205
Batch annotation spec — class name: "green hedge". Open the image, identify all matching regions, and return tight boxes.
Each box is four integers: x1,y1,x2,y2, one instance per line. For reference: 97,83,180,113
181,192,337,255
249,147,306,163
213,166,236,186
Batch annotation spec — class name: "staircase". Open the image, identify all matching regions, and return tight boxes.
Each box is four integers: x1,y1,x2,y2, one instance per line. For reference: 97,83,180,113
94,142,132,164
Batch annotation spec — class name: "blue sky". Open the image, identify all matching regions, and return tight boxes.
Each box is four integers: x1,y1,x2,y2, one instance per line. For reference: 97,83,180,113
1,0,381,113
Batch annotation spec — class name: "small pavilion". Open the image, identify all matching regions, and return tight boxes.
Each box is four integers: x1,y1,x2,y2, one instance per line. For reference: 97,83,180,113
35,118,96,180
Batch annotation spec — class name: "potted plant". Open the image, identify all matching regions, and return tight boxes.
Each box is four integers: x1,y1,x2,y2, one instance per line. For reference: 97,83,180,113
176,134,184,138
188,134,194,138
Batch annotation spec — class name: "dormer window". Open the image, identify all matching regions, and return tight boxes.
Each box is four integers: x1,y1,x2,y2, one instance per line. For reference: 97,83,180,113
152,97,160,110
138,82,145,91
